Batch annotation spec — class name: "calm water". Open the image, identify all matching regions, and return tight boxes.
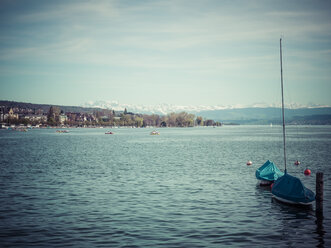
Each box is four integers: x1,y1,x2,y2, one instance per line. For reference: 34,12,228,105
0,126,330,247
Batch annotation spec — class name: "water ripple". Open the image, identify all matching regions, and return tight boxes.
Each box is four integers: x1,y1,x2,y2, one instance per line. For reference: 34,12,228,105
0,127,330,247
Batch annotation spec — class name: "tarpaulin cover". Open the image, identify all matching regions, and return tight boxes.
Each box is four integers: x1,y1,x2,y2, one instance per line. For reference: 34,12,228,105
255,160,284,181
271,173,315,204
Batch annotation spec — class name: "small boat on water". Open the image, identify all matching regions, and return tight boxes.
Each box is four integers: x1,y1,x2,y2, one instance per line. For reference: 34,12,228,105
271,38,315,206
255,160,284,186
105,131,114,134
272,173,315,205
150,130,160,135
56,130,69,133
294,160,300,165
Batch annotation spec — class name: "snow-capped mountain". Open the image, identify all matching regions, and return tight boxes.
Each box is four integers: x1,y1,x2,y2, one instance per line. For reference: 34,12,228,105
83,100,228,114
82,100,328,115
81,100,331,124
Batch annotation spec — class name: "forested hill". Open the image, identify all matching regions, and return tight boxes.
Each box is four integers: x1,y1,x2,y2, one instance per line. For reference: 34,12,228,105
0,100,105,113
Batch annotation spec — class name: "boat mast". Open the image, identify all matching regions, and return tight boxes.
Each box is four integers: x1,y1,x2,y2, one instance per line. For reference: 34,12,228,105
280,38,287,174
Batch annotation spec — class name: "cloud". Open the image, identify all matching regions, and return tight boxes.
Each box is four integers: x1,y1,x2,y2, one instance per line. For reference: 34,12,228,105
2,0,330,59
14,1,118,23
1,0,331,106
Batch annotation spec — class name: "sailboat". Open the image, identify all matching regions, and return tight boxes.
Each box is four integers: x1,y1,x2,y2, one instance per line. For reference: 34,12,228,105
256,160,284,186
271,38,315,205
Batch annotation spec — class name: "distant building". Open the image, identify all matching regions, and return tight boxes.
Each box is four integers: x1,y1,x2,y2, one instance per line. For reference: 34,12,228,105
0,106,5,122
1,107,19,121
101,116,110,122
8,108,18,120
59,114,68,124
23,114,47,122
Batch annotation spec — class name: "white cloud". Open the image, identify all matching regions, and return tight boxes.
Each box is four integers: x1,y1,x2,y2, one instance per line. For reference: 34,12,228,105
15,1,118,23
1,0,331,106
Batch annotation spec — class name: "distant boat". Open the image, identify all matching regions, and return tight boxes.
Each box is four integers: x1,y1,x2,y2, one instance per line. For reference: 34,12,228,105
56,130,69,133
105,131,114,134
150,130,160,135
255,160,284,186
271,39,315,205
246,160,253,166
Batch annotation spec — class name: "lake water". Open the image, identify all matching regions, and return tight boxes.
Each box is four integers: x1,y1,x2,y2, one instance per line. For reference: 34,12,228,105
0,126,330,247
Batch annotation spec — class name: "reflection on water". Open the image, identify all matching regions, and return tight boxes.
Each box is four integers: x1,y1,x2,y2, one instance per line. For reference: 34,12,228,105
316,208,325,248
271,197,314,216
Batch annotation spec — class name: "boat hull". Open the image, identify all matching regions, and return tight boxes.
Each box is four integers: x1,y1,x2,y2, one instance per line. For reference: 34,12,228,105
259,180,273,186
272,195,314,206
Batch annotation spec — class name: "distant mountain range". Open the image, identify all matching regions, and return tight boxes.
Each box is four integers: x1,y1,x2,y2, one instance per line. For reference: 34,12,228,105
83,100,331,124
83,100,231,115
196,107,331,124
83,100,330,114
1,100,331,125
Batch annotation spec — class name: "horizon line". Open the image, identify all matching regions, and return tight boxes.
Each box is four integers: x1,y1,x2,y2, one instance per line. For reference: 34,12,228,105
1,99,330,111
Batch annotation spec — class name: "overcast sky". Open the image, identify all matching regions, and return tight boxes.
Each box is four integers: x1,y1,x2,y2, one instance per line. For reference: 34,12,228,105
1,0,330,107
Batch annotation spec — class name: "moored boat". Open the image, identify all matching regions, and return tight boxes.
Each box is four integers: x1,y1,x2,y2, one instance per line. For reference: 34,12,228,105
255,160,284,186
271,38,315,206
272,173,315,205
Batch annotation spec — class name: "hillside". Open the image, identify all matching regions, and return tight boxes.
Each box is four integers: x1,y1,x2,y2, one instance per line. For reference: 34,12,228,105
1,100,331,125
196,107,331,124
0,100,106,113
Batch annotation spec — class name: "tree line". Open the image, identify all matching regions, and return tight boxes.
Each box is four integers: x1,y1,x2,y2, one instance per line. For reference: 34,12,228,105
3,105,221,127
97,110,221,127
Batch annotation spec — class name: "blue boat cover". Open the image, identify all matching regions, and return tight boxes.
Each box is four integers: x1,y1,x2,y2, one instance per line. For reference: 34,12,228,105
271,173,315,204
255,160,284,181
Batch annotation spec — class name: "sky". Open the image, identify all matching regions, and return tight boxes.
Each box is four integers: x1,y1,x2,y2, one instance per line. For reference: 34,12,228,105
0,0,331,108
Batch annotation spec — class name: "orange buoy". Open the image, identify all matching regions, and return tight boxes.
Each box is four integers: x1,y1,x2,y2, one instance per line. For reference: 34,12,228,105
294,160,300,165
304,168,311,176
246,161,252,166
